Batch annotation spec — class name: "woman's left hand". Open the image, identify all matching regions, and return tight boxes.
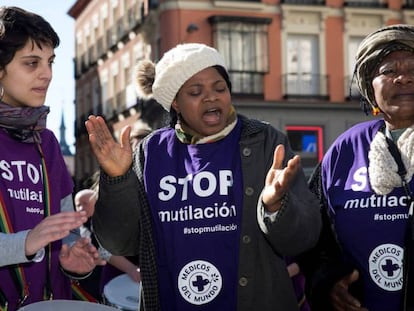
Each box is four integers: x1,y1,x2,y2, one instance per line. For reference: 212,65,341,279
59,237,106,274
126,266,141,283
262,144,301,213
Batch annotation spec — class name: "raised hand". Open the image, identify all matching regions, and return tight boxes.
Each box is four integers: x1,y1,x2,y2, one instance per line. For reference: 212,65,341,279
59,237,106,275
262,144,301,213
25,211,88,257
108,255,141,283
85,115,132,177
330,270,368,311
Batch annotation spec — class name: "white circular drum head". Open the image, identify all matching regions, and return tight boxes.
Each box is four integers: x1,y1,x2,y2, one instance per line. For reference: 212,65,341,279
103,274,140,310
17,300,117,310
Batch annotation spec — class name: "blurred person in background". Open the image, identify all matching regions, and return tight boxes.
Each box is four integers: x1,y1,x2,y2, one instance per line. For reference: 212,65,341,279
74,188,141,302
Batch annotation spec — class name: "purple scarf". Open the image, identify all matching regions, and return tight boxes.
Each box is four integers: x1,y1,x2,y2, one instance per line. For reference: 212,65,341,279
0,101,49,143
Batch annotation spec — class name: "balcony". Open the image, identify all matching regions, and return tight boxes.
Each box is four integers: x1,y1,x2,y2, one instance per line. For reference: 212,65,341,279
344,0,386,8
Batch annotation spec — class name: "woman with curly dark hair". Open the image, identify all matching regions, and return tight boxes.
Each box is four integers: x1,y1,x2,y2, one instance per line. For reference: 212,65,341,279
0,6,104,310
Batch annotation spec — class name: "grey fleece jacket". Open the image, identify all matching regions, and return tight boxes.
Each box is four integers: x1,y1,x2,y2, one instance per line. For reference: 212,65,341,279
0,194,77,267
93,115,322,311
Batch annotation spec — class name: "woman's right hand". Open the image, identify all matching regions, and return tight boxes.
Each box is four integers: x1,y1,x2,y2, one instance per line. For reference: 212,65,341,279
330,269,368,311
262,144,300,213
85,115,133,177
127,266,141,283
25,211,88,257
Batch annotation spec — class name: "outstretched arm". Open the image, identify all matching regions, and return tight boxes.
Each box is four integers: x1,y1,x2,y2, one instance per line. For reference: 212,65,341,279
108,255,141,283
262,144,301,213
24,211,88,258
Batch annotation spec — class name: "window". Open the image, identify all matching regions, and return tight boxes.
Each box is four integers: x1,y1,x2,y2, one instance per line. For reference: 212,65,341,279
122,53,136,108
282,0,324,4
285,34,323,96
75,32,83,76
149,0,159,8
92,77,101,115
346,36,364,99
111,62,119,111
345,0,384,7
209,16,271,95
405,0,414,8
222,0,261,2
84,25,91,66
92,14,99,61
101,4,109,50
286,126,323,177
100,69,109,115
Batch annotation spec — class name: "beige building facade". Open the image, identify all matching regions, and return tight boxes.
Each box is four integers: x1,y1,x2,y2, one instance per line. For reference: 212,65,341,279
69,0,414,188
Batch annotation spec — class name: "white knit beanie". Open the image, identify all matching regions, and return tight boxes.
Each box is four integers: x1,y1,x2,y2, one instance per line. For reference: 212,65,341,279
138,43,226,112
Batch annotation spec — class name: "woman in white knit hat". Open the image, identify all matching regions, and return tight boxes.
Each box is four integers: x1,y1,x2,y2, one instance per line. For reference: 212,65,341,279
85,43,321,311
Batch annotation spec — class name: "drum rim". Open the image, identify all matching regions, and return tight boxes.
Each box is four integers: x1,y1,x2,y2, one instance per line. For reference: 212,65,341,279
17,299,117,310
103,274,140,309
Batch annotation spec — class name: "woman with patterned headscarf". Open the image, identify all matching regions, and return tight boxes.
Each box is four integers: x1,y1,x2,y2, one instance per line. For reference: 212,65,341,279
303,24,414,311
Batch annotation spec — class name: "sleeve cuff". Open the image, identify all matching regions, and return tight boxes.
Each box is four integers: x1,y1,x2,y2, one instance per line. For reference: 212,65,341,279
27,248,45,263
263,194,289,223
100,168,132,184
98,246,112,262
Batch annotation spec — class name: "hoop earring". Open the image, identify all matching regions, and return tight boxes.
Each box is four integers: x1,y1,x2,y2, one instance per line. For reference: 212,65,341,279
372,106,380,116
0,85,3,101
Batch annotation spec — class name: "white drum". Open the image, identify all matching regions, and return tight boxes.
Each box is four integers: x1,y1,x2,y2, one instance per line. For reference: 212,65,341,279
103,274,140,311
18,300,117,310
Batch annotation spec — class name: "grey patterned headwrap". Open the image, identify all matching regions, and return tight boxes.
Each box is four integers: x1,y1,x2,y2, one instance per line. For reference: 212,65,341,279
355,24,414,107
